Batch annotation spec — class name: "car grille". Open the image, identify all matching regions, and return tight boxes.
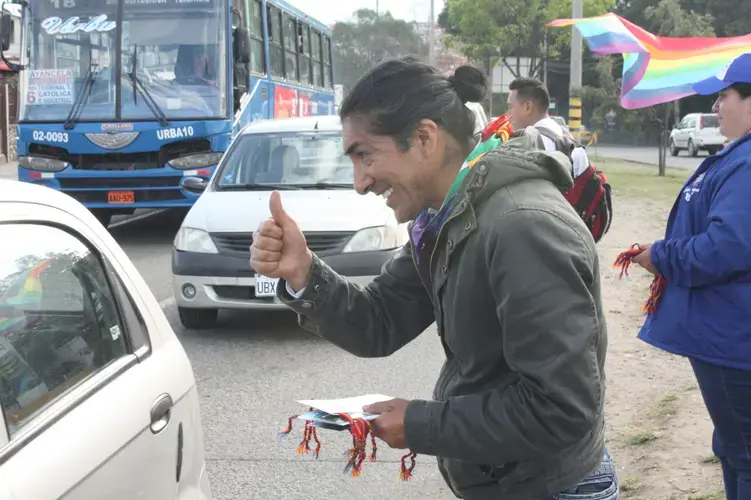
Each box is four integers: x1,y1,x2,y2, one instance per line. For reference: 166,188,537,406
210,231,355,257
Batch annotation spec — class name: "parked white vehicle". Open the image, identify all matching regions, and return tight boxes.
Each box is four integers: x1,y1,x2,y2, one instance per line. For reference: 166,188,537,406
0,180,212,500
171,115,410,329
669,112,726,156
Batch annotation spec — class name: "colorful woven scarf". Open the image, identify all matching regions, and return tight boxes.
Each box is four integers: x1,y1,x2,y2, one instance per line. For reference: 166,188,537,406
410,115,515,253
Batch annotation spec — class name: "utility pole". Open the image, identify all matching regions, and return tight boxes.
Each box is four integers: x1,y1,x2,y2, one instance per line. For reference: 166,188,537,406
569,0,583,140
428,0,435,66
376,0,379,16
543,29,548,87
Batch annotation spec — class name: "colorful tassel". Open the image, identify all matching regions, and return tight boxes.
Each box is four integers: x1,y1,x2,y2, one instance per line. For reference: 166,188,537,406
613,243,668,315
400,451,418,480
279,411,416,480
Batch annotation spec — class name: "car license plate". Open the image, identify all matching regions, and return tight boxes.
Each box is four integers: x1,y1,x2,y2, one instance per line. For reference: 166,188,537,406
255,275,279,297
107,191,135,203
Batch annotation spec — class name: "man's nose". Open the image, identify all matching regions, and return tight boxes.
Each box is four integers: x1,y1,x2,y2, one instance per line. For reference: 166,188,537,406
353,166,373,196
712,98,720,113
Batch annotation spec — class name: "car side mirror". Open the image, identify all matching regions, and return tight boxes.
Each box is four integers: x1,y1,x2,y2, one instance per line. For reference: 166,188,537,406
182,176,208,194
0,13,11,52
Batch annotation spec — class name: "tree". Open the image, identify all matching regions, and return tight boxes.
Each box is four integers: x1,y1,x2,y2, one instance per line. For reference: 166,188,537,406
332,9,428,93
680,0,751,37
441,0,614,80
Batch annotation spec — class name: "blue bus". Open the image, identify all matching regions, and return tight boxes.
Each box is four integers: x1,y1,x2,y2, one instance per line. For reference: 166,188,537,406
0,0,335,227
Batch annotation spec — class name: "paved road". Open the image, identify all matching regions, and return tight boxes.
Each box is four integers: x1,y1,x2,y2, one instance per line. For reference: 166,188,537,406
588,145,706,170
111,211,456,500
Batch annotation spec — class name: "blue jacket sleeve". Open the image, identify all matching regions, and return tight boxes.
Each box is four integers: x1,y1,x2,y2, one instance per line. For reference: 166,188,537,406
651,161,751,288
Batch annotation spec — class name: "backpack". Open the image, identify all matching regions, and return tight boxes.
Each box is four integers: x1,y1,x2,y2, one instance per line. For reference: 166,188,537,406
534,126,613,243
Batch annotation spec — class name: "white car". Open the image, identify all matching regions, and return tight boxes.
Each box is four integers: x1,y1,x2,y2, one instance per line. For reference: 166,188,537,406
0,180,212,500
171,115,410,329
669,112,727,156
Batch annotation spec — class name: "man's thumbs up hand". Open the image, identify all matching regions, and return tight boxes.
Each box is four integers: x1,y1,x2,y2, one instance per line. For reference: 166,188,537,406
250,191,313,292
269,189,293,229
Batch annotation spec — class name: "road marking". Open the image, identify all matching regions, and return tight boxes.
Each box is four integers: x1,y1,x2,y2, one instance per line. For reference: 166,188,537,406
159,296,175,309
108,208,169,229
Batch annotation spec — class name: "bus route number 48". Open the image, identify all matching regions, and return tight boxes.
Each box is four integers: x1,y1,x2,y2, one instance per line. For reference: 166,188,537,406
255,275,279,297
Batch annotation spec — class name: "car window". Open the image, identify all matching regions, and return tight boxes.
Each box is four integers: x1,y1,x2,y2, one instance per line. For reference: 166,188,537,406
0,223,129,439
216,132,353,188
702,114,719,128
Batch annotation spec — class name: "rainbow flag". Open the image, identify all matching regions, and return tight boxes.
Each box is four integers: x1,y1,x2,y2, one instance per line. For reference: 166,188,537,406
547,13,751,108
1,258,53,307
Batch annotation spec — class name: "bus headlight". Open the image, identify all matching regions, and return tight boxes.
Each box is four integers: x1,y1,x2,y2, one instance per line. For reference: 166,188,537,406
19,156,67,172
170,152,224,170
342,226,399,253
174,227,219,254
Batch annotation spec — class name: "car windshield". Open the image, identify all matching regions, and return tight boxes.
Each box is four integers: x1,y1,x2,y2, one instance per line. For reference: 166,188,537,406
18,0,227,123
216,132,354,189
702,114,719,128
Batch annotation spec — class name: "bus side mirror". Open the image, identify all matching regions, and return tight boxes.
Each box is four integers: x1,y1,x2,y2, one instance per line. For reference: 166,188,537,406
233,27,250,64
0,13,11,52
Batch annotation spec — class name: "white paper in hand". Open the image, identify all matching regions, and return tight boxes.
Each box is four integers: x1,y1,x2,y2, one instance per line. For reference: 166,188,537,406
296,394,393,416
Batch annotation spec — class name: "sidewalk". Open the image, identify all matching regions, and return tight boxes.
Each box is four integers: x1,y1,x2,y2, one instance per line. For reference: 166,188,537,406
0,160,17,180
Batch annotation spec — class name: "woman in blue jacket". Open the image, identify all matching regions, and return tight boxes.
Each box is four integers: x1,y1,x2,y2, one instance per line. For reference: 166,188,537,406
632,53,751,500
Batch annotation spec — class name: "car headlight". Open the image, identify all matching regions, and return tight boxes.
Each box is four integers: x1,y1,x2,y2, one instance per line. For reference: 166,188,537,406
341,226,399,253
174,227,219,254
19,156,67,172
170,152,224,170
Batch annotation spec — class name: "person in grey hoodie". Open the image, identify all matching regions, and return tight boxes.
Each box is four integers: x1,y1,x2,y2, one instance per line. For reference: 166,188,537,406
250,58,618,500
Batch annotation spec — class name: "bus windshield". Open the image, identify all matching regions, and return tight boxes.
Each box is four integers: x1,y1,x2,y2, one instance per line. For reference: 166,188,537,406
19,0,227,123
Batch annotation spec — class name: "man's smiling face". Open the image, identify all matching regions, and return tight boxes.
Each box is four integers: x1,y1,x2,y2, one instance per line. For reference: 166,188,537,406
342,117,442,223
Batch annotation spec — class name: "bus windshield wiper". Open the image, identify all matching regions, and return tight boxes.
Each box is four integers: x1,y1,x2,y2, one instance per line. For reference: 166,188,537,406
130,45,169,127
64,47,99,130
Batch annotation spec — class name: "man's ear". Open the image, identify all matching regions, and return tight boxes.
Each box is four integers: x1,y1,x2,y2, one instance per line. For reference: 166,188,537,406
413,119,440,158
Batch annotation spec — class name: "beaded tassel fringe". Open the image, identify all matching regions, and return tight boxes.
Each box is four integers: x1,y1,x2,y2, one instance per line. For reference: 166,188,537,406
279,410,417,480
613,243,668,315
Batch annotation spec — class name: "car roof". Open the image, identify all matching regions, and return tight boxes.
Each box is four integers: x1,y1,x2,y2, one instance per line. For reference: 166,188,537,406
0,179,91,219
239,115,342,135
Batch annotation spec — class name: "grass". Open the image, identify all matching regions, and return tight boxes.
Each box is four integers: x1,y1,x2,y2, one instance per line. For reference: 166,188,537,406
688,494,725,500
701,454,721,464
594,158,691,201
625,393,681,446
619,475,641,494
627,430,659,445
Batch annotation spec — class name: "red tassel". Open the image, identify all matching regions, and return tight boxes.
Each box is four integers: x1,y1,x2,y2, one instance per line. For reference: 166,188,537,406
279,411,416,480
613,243,644,279
400,451,418,481
278,414,299,438
613,243,668,315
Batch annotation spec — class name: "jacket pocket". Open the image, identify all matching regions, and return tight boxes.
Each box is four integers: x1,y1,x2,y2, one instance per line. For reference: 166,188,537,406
441,457,528,492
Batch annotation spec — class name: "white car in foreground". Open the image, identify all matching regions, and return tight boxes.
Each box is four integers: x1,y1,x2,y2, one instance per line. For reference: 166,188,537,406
171,115,409,329
0,180,212,500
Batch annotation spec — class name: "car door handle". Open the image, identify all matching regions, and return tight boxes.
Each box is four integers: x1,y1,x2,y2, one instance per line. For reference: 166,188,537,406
150,393,173,434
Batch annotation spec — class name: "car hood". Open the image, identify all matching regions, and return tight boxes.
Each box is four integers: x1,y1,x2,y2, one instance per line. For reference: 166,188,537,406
183,189,394,233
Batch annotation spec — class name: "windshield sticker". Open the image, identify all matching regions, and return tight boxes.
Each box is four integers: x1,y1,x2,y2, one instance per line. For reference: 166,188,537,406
156,126,195,140
41,15,116,35
26,69,73,105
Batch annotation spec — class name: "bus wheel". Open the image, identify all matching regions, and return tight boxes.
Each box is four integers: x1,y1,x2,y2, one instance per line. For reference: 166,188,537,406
91,209,112,228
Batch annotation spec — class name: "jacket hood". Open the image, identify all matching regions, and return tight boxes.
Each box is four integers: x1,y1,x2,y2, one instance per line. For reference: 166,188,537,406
466,126,573,205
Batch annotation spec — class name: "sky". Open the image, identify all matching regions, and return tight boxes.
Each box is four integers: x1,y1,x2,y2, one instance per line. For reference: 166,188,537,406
287,0,445,25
